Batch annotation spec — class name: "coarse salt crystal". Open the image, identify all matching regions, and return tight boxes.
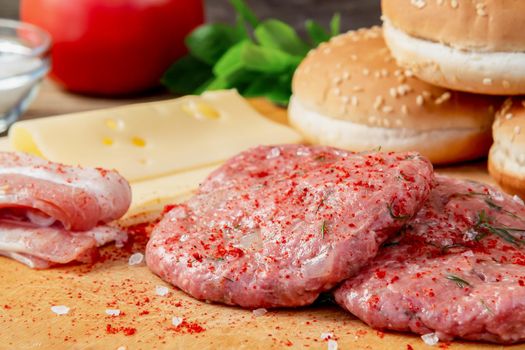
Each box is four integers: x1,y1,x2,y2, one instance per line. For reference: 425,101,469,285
513,195,524,205
327,339,338,350
421,332,439,346
51,305,70,315
252,308,267,317
464,228,479,241
156,285,170,296
106,309,121,316
267,147,281,159
128,252,144,266
172,316,184,327
489,189,504,202
320,332,333,340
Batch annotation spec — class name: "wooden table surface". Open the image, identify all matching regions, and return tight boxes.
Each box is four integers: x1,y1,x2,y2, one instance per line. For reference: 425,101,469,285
1,79,512,350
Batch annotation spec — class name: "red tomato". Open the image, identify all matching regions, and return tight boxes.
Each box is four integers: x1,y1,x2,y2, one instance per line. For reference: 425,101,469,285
21,0,204,95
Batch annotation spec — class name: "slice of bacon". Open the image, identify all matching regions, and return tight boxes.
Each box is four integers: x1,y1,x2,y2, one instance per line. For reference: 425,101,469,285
0,152,131,231
0,152,132,268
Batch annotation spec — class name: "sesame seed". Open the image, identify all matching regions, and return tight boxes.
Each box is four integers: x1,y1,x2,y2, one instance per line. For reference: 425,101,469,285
341,95,350,103
389,87,398,98
436,0,444,5
401,105,409,115
381,69,389,77
483,78,493,85
373,96,384,110
333,77,342,85
416,95,424,106
505,113,514,120
323,47,332,55
350,54,358,61
383,119,391,127
382,106,394,113
422,90,431,99
362,68,370,76
374,71,381,78
369,116,377,123
411,0,427,9
333,88,341,96
476,3,487,16
514,126,521,135
395,119,403,126
450,0,458,8
342,71,351,79
353,86,364,92
404,69,414,78
335,63,342,69
434,91,451,105
351,96,359,106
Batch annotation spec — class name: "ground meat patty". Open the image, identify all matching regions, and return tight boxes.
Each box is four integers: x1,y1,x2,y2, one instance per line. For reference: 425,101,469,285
146,145,434,308
334,175,525,344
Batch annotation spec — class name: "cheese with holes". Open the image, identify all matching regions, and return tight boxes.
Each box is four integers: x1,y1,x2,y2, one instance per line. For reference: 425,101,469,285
122,165,217,225
9,90,302,182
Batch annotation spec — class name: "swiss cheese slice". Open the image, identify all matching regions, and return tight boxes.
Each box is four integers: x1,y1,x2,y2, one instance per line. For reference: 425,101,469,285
0,137,11,151
9,90,302,182
122,165,218,225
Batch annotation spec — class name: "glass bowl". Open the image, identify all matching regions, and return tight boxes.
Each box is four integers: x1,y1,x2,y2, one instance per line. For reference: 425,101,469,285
0,19,51,133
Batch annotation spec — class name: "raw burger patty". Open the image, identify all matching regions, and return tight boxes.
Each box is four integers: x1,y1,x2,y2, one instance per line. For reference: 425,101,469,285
146,145,434,308
335,175,525,344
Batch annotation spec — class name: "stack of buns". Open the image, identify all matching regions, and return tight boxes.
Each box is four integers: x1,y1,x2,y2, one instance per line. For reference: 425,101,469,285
289,0,525,196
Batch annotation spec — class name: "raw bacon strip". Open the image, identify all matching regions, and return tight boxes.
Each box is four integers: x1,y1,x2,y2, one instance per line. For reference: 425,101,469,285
0,152,131,231
0,220,127,268
334,176,525,344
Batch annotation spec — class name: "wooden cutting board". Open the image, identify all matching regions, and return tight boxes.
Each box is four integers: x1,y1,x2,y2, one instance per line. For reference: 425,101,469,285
0,83,521,350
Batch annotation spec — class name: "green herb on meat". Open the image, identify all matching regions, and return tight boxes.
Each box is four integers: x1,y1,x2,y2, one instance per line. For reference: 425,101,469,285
320,220,327,239
451,192,522,220
162,0,341,105
480,299,495,315
445,274,471,288
387,203,410,220
474,210,525,247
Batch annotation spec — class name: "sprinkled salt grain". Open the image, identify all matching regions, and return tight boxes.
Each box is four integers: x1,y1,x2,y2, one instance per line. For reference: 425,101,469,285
421,332,439,346
513,195,524,205
128,252,144,266
489,189,504,202
172,316,184,327
464,228,479,241
296,147,312,156
320,332,333,340
106,309,121,316
180,234,189,242
462,250,474,258
252,308,267,317
327,339,338,350
267,147,281,159
51,305,70,315
156,285,170,296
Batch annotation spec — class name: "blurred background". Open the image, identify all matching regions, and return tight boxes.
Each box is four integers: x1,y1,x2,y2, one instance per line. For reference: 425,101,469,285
0,0,381,30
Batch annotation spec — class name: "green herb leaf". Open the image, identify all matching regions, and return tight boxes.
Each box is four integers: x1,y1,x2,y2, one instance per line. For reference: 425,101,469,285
305,20,330,46
185,23,245,65
474,210,525,247
254,19,310,56
161,55,213,94
229,0,260,28
387,203,410,220
480,299,494,315
445,274,471,288
320,220,327,239
330,13,341,36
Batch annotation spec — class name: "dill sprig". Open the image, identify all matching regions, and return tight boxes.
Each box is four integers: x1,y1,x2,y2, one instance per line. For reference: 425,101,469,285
445,274,471,288
475,210,525,247
386,203,410,220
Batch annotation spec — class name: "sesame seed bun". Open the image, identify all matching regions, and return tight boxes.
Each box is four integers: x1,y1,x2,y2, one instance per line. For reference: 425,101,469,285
381,0,525,95
489,98,525,198
290,27,500,164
